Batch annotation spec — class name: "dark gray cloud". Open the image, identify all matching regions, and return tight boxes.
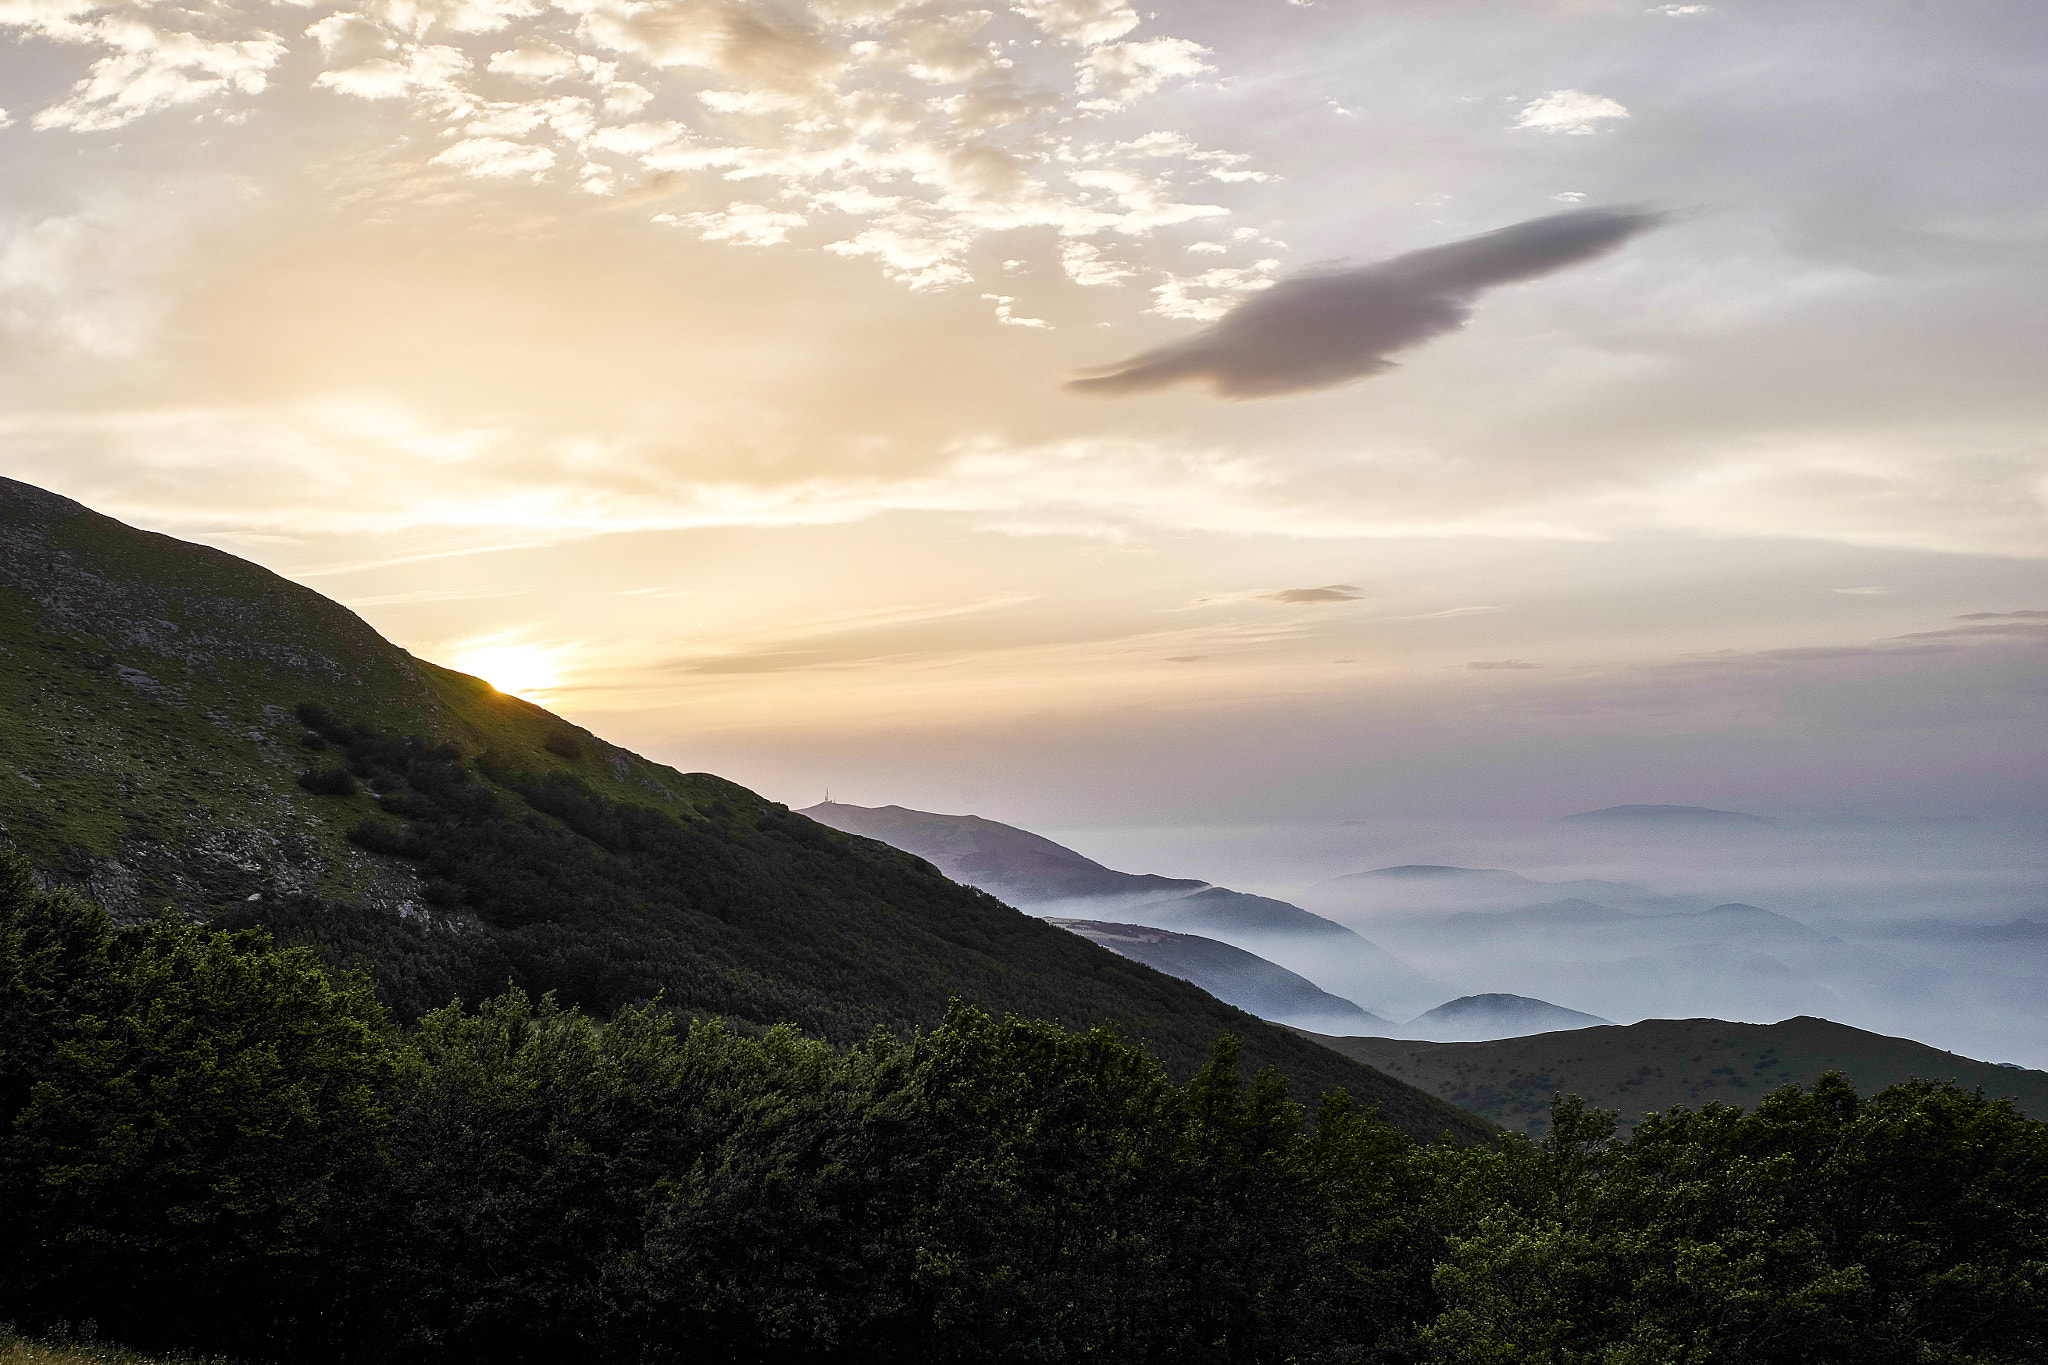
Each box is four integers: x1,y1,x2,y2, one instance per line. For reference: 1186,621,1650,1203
1262,584,1364,603
1069,207,1666,400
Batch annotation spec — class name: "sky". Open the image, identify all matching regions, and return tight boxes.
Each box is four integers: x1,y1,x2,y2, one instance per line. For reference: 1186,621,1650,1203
4,0,2046,838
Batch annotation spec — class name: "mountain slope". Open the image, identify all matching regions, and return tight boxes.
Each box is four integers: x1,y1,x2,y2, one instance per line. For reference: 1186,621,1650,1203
798,802,1202,905
801,800,1447,1014
0,477,1493,1141
1047,920,1391,1033
1298,1015,2048,1137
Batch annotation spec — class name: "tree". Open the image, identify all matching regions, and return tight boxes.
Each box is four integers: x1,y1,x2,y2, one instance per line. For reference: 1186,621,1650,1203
0,851,400,1358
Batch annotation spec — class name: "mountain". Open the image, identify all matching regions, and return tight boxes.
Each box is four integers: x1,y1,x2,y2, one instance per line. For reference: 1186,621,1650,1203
798,802,1202,906
1439,899,1829,943
0,477,1494,1142
1353,889,1904,1025
1301,865,1709,918
801,800,1447,1014
1298,1015,2048,1137
1397,993,1611,1042
1048,919,1392,1034
1558,804,1777,827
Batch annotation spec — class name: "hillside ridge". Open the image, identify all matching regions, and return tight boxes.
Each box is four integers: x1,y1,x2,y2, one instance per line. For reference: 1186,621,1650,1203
0,477,1491,1141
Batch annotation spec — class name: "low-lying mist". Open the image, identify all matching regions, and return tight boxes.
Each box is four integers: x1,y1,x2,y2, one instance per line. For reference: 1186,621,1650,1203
1038,811,2048,1069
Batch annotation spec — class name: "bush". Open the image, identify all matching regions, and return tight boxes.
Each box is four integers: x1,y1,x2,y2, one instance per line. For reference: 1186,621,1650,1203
297,767,358,797
543,732,582,761
346,819,409,856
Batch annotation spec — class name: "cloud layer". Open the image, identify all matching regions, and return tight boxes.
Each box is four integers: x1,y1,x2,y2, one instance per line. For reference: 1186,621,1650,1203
1068,207,1665,399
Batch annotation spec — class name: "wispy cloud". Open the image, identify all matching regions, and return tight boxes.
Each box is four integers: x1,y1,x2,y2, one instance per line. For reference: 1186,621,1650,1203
1261,584,1364,604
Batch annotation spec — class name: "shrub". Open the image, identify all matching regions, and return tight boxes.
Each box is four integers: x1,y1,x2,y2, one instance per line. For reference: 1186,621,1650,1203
346,820,409,856
543,732,583,761
297,767,358,797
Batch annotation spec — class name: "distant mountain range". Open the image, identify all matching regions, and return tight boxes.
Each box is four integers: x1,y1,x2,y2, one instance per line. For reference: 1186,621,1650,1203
1303,864,1709,916
1048,920,1391,1035
802,801,1448,1015
1301,1015,2048,1137
0,476,1494,1142
1296,853,1917,1029
1046,917,1613,1044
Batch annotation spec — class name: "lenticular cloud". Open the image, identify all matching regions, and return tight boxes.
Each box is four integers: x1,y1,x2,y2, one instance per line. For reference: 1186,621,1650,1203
1069,207,1666,399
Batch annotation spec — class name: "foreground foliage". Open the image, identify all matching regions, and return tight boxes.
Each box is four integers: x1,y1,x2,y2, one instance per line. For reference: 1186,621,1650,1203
4,856,2043,1365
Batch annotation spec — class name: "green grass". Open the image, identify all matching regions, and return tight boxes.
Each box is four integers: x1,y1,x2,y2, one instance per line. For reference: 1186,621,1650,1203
0,477,754,914
0,1329,235,1365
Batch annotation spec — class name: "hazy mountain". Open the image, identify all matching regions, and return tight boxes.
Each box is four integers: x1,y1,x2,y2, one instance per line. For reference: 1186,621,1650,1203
1441,900,1830,944
1347,890,1905,1026
0,476,1495,1141
1397,993,1612,1043
799,802,1202,907
1301,865,1709,917
1300,1015,2048,1137
801,800,1448,1015
1558,804,1777,827
1048,920,1392,1035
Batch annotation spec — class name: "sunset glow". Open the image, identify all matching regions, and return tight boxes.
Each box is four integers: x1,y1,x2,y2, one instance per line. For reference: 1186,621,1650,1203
447,642,567,702
0,0,2039,825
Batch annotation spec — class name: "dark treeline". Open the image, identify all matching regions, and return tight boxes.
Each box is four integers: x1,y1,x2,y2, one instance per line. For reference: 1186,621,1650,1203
3,854,2045,1365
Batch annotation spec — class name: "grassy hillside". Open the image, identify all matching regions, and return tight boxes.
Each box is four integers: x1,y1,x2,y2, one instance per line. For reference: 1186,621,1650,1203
0,477,1492,1141
1300,1014,2048,1136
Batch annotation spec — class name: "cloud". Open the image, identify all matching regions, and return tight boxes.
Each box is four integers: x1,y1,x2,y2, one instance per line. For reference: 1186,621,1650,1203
1261,584,1363,604
3,0,1257,301
1511,89,1630,135
431,135,558,179
1066,207,1665,398
657,202,809,246
1893,612,2048,642
1467,659,1539,670
1401,606,1505,619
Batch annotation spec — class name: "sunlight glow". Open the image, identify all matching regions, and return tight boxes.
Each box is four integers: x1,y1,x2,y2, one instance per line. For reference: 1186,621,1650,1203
447,642,565,700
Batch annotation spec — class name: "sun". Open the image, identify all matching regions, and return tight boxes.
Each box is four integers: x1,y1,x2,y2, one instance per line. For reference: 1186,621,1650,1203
448,642,564,700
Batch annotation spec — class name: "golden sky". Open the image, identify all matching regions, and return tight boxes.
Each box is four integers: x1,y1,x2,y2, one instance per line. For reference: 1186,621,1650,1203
3,0,2044,827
